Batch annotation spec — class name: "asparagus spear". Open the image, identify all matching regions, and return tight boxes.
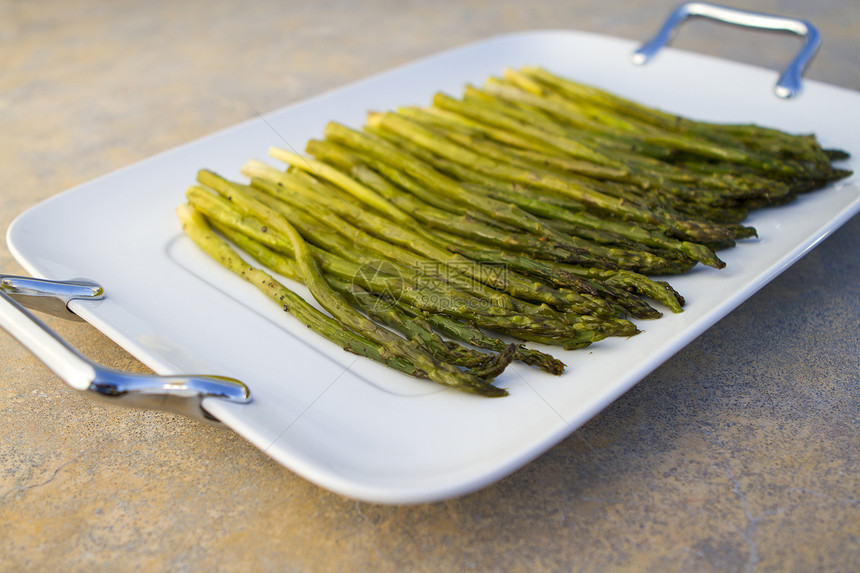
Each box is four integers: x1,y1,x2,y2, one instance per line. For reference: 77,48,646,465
484,73,795,175
367,112,739,246
188,183,523,330
518,66,851,183
396,105,634,183
334,278,517,378
431,91,624,169
188,181,609,345
351,127,705,274
310,127,632,262
219,174,510,396
176,204,424,378
436,233,663,320
216,219,517,375
396,305,566,375
395,101,776,227
265,146,637,317
308,138,615,267
178,64,851,397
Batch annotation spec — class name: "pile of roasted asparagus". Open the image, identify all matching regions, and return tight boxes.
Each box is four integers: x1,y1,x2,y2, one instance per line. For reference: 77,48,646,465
177,66,850,397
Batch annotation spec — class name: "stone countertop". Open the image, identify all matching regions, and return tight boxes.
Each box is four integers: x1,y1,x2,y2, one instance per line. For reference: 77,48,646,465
1,1,857,570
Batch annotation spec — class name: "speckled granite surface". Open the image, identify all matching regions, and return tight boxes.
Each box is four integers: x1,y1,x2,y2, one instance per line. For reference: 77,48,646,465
1,1,858,570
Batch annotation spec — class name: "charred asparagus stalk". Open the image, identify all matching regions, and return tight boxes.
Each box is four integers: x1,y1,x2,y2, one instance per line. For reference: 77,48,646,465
177,64,851,398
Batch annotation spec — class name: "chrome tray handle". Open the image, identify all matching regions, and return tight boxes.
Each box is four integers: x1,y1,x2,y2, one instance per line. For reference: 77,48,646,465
632,2,821,98
0,275,251,425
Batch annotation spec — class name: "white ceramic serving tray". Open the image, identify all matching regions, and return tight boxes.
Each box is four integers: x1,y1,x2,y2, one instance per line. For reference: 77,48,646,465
7,30,860,504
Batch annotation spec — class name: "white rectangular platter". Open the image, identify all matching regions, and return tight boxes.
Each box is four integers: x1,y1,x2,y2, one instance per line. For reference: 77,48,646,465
7,30,860,504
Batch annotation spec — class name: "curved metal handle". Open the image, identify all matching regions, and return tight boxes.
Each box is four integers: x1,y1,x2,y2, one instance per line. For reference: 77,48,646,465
632,2,821,98
0,275,251,425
